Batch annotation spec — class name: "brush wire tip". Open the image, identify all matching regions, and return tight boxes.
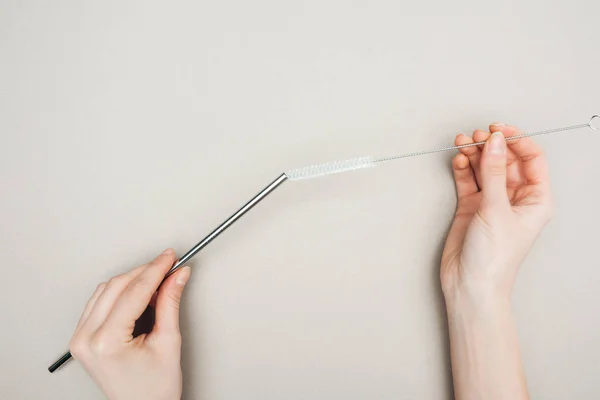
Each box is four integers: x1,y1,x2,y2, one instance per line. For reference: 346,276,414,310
285,156,376,181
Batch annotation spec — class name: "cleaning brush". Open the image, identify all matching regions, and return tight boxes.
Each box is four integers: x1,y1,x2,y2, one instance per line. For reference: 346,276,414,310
286,115,599,180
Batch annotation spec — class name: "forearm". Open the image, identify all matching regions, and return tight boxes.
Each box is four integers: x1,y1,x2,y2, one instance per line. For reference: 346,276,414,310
445,291,529,400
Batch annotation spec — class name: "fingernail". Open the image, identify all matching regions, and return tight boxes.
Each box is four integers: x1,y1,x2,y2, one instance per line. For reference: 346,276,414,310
176,266,191,285
161,248,174,256
488,132,506,155
490,122,505,127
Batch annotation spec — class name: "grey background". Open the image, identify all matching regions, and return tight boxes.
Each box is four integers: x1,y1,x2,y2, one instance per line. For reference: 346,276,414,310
1,1,599,399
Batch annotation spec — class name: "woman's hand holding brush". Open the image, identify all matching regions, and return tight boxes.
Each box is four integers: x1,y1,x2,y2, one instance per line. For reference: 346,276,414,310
442,123,554,400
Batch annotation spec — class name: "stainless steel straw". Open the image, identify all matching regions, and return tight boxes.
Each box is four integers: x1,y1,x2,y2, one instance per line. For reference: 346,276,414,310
48,173,288,372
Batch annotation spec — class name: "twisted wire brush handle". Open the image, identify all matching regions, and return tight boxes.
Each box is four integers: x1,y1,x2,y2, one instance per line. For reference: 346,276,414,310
372,115,600,164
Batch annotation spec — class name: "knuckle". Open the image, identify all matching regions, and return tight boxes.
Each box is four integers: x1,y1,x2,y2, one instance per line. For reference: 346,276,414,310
89,328,121,357
167,290,183,306
96,282,107,292
521,152,543,163
457,174,472,183
487,164,506,177
151,253,174,269
107,275,126,287
69,337,89,360
128,277,149,293
89,332,113,356
128,264,147,277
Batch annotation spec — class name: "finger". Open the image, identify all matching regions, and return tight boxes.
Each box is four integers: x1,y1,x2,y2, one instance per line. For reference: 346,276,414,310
455,134,482,186
151,266,191,338
452,154,478,198
473,129,491,150
490,123,549,186
80,265,147,335
104,249,177,337
505,155,523,197
480,132,511,209
455,133,479,157
482,127,523,193
148,256,181,308
486,125,519,161
74,283,107,335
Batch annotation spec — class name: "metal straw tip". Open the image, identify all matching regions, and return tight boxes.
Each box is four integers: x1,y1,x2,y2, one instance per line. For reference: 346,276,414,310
48,351,72,373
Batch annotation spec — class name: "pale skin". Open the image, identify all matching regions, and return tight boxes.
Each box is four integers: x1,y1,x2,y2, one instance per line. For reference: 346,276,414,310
442,123,552,400
70,123,552,400
69,250,191,400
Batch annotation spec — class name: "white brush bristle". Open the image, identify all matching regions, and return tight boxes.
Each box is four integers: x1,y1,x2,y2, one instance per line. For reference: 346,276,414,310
285,156,376,181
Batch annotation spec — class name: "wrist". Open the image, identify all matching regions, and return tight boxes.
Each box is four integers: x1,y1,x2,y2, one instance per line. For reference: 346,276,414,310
443,283,512,318
443,282,528,400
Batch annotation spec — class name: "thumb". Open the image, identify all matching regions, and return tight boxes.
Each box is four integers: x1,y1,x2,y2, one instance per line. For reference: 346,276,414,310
153,266,191,336
480,131,510,209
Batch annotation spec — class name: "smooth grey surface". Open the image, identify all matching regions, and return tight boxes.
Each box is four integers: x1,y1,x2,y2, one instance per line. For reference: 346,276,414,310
1,1,599,399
